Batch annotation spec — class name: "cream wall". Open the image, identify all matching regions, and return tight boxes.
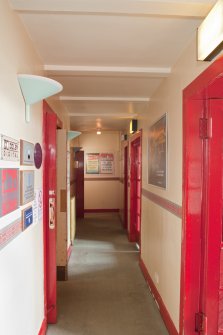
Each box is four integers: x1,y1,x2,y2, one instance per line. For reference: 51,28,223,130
138,35,215,332
0,1,44,334
74,132,121,210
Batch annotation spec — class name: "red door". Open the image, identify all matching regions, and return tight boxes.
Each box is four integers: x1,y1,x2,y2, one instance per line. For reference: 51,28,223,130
123,145,128,229
74,150,84,218
130,135,142,244
197,99,223,335
43,101,57,324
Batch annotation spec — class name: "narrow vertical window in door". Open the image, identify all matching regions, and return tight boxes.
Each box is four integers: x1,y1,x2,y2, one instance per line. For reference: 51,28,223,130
130,134,142,245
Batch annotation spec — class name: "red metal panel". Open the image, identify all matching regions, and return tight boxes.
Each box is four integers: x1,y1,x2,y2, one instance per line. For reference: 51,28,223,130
43,101,57,324
182,55,223,335
123,145,128,229
181,98,204,335
129,131,142,244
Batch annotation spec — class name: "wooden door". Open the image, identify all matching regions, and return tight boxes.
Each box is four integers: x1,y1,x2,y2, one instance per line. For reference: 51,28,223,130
74,150,84,218
43,101,57,323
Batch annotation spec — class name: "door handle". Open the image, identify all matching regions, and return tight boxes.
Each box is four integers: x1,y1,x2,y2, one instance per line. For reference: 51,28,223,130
49,198,55,229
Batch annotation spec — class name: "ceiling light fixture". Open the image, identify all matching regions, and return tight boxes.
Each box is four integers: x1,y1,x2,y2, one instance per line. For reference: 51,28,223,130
197,0,223,61
97,129,101,135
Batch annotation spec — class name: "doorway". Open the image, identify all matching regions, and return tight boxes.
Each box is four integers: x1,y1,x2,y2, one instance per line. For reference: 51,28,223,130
181,56,223,335
129,132,142,245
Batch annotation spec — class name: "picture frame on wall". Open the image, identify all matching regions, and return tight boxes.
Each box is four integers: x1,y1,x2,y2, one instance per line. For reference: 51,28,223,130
20,170,34,205
148,114,167,189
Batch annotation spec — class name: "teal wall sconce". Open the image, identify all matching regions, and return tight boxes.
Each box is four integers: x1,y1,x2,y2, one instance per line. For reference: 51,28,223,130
18,74,63,123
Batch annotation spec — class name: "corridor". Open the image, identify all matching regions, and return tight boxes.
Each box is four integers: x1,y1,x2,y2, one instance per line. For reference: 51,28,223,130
47,214,168,335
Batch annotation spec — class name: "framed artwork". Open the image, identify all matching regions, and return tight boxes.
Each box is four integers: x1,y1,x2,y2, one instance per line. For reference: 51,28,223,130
20,170,34,205
22,206,33,230
0,168,19,217
148,114,167,189
20,140,34,166
86,153,99,174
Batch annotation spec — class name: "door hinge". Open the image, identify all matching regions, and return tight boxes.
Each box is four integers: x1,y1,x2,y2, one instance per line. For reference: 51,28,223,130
199,118,212,139
195,312,207,334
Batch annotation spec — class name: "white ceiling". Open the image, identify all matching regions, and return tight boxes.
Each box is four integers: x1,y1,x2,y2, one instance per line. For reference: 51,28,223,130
10,0,216,132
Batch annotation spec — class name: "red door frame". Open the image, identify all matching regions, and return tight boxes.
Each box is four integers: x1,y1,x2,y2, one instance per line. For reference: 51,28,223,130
129,130,142,244
181,55,223,334
43,101,62,326
123,144,128,229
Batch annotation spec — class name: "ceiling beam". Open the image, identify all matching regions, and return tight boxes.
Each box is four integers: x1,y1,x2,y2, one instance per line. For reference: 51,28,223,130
68,112,138,118
60,96,150,102
10,0,213,18
45,65,171,78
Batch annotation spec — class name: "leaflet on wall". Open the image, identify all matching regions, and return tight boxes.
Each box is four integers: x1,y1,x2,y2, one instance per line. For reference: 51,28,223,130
0,168,19,217
0,135,19,161
20,170,34,205
33,189,43,223
99,153,114,174
86,153,99,174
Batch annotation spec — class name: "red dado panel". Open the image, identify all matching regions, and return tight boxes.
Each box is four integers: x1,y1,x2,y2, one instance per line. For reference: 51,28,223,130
0,168,19,217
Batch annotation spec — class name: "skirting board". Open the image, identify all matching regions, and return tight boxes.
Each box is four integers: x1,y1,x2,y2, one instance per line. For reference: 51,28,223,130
139,258,179,335
38,318,47,335
84,209,119,213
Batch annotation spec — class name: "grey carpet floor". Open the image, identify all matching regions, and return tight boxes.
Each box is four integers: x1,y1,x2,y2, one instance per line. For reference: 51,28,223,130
47,213,168,335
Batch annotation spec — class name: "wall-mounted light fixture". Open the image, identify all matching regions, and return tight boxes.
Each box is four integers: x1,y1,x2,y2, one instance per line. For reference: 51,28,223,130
18,74,63,123
67,131,81,141
130,119,138,134
197,0,223,61
96,129,101,135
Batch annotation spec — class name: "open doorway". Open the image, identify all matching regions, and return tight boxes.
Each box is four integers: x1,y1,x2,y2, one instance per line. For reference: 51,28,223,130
181,56,223,335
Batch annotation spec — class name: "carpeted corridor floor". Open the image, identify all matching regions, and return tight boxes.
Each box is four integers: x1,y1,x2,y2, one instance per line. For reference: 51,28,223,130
47,213,169,335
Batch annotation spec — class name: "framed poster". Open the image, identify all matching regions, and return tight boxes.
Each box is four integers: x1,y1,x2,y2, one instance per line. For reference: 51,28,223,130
148,114,167,189
99,153,114,174
20,170,34,205
20,140,34,166
22,206,33,230
86,153,99,174
0,168,19,217
0,135,19,161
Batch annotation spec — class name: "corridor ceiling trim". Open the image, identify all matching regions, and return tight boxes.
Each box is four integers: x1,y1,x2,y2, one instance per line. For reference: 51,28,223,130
45,65,171,78
60,96,150,102
10,0,213,18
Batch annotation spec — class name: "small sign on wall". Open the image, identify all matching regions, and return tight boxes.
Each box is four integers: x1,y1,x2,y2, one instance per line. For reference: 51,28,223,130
99,153,114,174
0,169,19,217
20,170,34,205
20,140,34,166
0,135,19,161
22,206,33,230
86,153,99,174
